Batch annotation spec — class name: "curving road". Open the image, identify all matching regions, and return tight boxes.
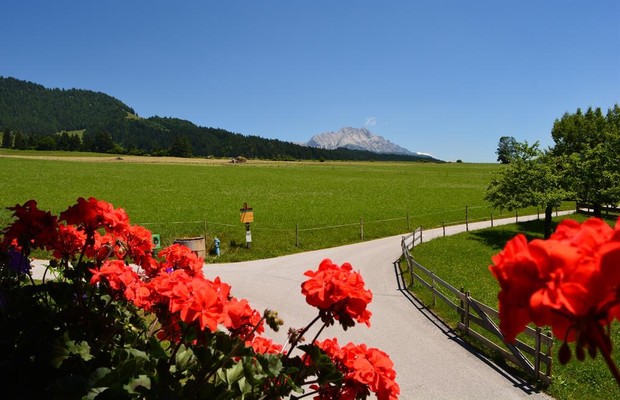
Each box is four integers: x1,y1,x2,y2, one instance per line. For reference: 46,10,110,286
204,213,570,399
30,213,570,398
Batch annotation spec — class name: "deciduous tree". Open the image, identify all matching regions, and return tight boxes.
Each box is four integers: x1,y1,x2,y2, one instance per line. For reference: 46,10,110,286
486,141,570,238
496,136,518,164
551,105,620,216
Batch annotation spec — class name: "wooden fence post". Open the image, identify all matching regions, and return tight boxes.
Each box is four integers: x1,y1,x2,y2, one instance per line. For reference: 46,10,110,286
465,291,471,333
460,287,465,326
535,327,542,382
442,221,445,237
408,249,415,288
204,219,208,245
515,210,518,223
491,212,494,227
360,218,364,240
465,206,469,232
296,223,299,247
407,212,410,231
431,272,437,308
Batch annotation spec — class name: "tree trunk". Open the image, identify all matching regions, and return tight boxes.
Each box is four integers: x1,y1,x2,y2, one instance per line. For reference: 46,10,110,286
544,205,554,239
593,203,602,218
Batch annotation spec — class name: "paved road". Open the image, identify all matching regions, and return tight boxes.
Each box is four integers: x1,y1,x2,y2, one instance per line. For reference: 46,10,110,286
204,213,572,399
31,212,571,398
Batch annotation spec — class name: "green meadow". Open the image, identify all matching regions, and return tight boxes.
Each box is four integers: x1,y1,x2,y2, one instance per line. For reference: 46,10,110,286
0,151,605,397
0,151,566,261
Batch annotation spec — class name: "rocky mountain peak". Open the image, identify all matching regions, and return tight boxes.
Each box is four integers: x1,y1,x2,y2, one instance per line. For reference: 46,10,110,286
306,127,415,156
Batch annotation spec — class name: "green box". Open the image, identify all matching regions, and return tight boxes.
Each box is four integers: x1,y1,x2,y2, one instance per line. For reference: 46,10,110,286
151,234,161,250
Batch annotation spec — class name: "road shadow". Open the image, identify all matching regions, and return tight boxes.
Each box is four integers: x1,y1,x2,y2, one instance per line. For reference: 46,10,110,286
392,260,545,395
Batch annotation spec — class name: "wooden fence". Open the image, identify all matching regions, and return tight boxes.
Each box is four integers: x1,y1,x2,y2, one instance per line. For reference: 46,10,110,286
400,229,553,385
576,202,620,216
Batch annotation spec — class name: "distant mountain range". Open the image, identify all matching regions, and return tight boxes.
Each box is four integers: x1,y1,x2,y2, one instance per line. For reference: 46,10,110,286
307,127,422,156
0,76,441,162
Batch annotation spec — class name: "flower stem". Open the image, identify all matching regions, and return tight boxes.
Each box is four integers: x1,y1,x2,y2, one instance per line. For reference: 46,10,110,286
593,323,620,389
188,317,267,397
283,314,322,362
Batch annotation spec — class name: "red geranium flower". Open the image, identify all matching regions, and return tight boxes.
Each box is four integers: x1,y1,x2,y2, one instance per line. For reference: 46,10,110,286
315,338,400,400
50,224,86,259
2,200,58,252
60,197,130,241
222,296,264,338
491,217,620,368
301,259,372,329
248,336,284,355
158,243,204,277
489,234,550,342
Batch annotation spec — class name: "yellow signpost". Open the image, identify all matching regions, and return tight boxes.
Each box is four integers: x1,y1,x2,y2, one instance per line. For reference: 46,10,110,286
240,203,253,247
240,203,254,223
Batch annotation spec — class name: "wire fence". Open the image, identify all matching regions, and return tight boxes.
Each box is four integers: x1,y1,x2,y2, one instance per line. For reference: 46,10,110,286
133,203,575,256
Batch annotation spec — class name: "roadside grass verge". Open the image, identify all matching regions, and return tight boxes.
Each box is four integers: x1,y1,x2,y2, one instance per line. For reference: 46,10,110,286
403,215,620,400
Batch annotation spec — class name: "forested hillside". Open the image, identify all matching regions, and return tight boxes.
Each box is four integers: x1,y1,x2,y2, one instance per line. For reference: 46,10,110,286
0,76,438,161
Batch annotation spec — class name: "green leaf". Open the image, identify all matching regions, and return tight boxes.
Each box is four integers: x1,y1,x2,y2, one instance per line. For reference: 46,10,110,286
123,374,151,393
148,336,169,360
50,331,93,368
88,367,112,386
226,361,245,385
83,387,108,400
175,345,196,371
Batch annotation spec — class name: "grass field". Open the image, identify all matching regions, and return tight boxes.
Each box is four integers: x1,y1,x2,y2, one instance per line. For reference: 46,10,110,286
0,150,569,261
408,216,620,400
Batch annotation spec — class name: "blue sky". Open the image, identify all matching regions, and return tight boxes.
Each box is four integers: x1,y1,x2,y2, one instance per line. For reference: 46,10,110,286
2,1,619,162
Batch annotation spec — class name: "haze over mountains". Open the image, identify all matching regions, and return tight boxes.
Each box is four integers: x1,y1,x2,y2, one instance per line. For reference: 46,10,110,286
307,127,422,156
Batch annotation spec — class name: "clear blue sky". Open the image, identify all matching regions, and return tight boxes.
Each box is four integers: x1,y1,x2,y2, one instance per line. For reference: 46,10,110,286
2,1,619,162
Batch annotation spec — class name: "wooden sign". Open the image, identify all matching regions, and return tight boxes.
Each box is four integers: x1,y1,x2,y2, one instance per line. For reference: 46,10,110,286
240,203,254,223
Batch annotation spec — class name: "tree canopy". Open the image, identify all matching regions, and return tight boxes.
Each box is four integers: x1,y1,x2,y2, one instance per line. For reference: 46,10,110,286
487,104,620,233
496,136,518,164
551,105,620,215
486,141,569,238
0,76,440,162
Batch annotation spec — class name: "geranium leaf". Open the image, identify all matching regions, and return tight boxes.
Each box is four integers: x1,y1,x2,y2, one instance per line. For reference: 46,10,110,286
123,374,151,393
51,332,93,368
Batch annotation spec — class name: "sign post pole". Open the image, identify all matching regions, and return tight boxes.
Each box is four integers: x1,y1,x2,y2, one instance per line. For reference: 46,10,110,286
240,203,254,249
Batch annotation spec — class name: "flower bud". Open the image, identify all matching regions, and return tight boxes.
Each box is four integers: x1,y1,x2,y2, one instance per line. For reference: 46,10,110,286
264,309,284,332
576,344,585,361
559,342,571,365
287,327,305,345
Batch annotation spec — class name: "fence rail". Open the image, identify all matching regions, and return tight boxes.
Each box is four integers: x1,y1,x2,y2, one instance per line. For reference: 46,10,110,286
400,230,553,385
576,202,620,216
132,204,572,251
